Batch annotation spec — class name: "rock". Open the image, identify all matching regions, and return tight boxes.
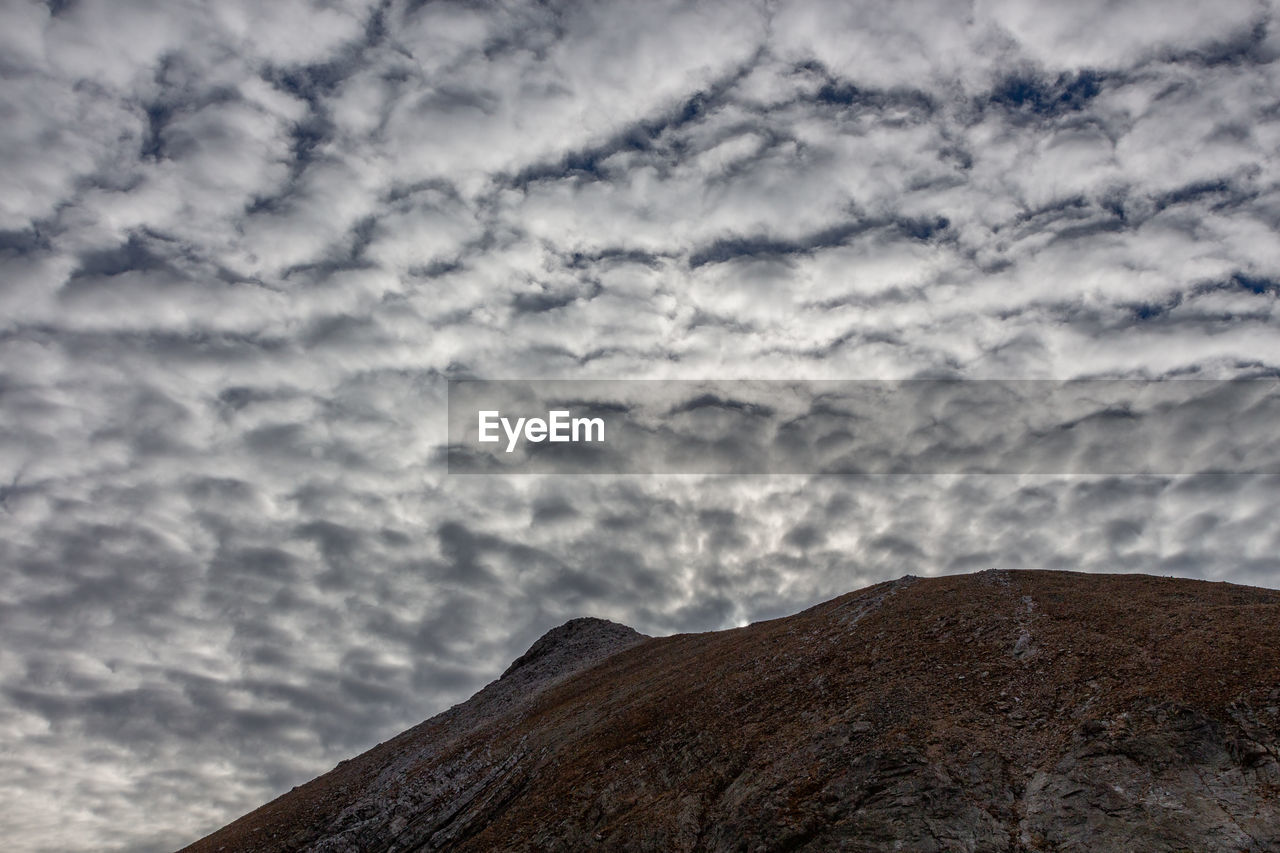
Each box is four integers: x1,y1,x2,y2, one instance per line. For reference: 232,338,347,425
1020,707,1278,851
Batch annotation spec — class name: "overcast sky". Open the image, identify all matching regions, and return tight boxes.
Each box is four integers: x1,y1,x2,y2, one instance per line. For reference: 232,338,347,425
2,0,1280,850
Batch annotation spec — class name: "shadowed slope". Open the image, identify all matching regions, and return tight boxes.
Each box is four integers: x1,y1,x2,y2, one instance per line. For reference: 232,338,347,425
182,571,1280,852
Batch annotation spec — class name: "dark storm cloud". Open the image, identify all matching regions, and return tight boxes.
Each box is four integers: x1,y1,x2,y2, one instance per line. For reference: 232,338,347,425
529,491,578,525
2,0,1280,850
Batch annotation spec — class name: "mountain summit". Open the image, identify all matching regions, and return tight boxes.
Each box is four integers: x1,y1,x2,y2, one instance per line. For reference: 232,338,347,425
499,616,645,681
181,571,1280,852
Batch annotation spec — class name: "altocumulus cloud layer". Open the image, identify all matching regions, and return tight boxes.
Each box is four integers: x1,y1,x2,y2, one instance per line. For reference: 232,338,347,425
1,0,1280,849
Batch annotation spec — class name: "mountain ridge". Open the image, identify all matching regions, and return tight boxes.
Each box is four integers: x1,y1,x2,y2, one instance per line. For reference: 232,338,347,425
181,570,1280,852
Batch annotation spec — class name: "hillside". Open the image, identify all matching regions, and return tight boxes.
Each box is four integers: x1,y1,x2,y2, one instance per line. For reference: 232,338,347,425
181,570,1280,852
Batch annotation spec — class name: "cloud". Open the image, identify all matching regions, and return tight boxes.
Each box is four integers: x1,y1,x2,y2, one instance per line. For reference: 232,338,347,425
1,0,1279,850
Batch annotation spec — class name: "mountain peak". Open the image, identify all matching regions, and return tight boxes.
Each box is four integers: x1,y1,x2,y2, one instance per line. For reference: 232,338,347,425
500,616,645,681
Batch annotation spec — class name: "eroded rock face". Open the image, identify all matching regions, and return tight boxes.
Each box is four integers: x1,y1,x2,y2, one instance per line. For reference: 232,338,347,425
1019,704,1280,853
181,571,1280,853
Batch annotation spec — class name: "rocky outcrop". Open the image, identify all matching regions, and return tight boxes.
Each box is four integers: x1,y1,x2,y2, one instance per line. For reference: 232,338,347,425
181,571,1280,852
1018,703,1280,852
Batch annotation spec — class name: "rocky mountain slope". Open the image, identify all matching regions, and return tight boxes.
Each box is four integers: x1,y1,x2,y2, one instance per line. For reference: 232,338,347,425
181,570,1280,852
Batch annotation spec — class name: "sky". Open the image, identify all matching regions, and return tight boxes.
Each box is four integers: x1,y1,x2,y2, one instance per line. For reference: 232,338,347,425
1,0,1279,850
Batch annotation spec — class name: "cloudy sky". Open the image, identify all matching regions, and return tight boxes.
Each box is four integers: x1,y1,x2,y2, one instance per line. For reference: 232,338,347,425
2,0,1279,850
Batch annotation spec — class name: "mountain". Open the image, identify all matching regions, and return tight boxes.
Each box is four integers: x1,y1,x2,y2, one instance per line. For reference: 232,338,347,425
180,570,1280,852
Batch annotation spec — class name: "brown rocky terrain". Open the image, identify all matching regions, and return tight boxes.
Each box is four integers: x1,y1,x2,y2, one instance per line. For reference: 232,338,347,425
181,570,1280,852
